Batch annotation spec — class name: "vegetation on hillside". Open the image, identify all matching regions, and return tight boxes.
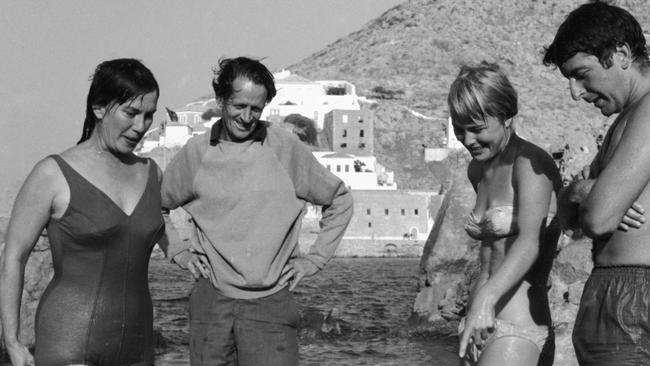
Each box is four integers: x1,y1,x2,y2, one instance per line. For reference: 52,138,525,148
289,0,650,189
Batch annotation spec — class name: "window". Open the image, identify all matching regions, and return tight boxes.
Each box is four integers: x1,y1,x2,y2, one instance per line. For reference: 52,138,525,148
326,165,331,171
414,209,419,215
336,165,341,172
359,143,366,149
271,108,280,115
345,165,349,172
368,222,372,228
385,209,389,215
358,117,363,123
401,209,405,215
343,129,347,137
360,129,364,137
340,143,347,148
366,209,371,215
342,115,348,123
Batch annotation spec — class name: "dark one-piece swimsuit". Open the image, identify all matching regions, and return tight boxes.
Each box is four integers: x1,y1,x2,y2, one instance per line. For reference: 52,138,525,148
34,155,164,366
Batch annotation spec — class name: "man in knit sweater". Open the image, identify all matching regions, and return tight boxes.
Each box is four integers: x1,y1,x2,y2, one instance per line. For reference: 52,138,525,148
161,57,353,366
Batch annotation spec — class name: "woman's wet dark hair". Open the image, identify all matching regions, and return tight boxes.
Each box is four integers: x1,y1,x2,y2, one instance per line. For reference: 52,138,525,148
212,57,276,104
78,58,159,144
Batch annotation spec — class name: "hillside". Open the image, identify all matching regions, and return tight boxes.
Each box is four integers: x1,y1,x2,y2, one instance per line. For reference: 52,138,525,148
289,0,650,188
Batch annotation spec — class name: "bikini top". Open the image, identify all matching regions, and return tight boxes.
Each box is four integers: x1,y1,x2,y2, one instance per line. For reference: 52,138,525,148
464,205,517,241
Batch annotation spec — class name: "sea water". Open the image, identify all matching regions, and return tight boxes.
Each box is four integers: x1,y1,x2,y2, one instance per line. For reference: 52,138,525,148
149,256,458,366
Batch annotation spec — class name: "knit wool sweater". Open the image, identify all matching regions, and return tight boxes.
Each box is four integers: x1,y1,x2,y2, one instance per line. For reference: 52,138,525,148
161,121,353,299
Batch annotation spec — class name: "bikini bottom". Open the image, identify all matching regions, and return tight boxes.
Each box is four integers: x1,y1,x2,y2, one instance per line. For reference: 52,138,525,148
459,317,553,362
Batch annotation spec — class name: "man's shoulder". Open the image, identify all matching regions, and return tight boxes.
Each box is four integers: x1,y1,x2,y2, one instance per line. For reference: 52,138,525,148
181,131,210,153
168,132,210,164
264,122,304,151
188,131,211,145
625,91,650,122
638,90,650,104
265,121,297,141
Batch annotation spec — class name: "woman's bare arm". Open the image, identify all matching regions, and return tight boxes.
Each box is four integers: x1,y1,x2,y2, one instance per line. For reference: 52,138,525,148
0,159,61,364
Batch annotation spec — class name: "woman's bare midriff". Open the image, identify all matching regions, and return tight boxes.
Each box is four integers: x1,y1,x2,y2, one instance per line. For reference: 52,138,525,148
488,239,553,327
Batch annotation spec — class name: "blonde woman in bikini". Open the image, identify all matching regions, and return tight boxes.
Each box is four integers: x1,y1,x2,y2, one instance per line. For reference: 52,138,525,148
448,62,562,366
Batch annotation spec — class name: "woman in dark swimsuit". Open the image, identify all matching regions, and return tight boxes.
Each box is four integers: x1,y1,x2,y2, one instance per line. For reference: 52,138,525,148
0,59,163,366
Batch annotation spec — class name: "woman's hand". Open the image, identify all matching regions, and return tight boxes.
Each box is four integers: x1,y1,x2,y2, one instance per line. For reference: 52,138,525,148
6,340,34,366
458,290,496,362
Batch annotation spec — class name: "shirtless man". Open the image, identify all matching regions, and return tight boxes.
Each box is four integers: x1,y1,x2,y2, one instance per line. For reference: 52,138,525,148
544,3,650,364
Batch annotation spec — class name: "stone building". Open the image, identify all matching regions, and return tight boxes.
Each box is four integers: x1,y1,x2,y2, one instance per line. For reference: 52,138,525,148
334,190,442,257
322,109,374,157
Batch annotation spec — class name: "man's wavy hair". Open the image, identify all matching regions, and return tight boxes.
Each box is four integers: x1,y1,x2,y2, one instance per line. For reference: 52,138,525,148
543,1,649,68
212,57,276,103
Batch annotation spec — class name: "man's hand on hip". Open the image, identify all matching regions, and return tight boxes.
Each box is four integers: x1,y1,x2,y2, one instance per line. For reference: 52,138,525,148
279,258,319,291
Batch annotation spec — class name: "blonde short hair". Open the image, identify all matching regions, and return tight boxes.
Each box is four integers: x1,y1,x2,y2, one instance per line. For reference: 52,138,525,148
447,62,517,126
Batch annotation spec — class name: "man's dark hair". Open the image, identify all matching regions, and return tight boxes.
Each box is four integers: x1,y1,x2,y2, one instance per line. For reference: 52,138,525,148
212,57,276,103
543,1,649,68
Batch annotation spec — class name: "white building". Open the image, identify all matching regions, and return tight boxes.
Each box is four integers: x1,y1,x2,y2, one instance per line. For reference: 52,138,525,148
262,70,360,129
175,97,219,128
138,97,219,153
312,152,396,190
423,117,465,162
445,116,465,149
162,123,192,147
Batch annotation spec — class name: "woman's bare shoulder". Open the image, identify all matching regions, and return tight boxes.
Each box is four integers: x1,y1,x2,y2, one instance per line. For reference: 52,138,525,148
14,155,67,209
513,139,562,187
513,140,556,167
29,155,64,182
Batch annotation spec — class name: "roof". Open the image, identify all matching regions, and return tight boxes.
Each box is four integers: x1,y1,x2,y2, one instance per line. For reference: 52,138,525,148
321,152,356,159
175,98,218,112
166,122,190,128
351,190,443,216
188,94,215,103
276,73,318,85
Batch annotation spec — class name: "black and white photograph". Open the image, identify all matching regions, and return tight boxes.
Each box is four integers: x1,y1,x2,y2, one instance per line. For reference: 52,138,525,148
2,1,650,365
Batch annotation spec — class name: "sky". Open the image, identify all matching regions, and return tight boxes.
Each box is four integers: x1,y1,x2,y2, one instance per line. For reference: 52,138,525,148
0,0,403,196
